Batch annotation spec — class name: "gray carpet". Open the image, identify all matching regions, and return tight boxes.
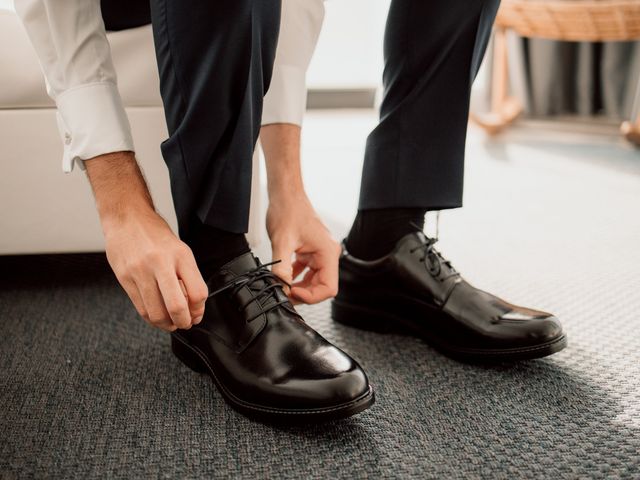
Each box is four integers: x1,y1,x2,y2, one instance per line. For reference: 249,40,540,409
0,250,639,479
2,120,640,478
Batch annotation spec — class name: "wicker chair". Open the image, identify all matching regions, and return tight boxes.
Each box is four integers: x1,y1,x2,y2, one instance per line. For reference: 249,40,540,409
471,0,640,145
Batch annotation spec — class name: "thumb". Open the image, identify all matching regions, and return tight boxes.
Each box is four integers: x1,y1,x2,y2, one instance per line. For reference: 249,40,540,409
271,241,294,287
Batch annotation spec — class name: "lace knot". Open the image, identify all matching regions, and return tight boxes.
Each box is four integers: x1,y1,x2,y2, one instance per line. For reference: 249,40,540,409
207,259,291,322
408,228,458,280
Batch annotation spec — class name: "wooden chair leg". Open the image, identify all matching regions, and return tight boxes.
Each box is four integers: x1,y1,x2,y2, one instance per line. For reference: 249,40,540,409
622,119,640,146
470,27,523,135
621,74,640,146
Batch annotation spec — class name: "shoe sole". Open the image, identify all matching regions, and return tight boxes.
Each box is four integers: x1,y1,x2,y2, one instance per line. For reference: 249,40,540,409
331,299,567,362
170,333,375,423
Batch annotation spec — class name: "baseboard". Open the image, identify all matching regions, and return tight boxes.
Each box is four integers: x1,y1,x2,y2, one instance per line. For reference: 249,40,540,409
307,88,377,109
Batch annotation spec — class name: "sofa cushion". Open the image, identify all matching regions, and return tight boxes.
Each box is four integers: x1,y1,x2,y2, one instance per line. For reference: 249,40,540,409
0,10,162,108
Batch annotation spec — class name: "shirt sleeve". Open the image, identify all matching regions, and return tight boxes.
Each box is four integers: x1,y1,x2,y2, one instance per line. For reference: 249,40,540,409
14,0,134,173
262,0,325,127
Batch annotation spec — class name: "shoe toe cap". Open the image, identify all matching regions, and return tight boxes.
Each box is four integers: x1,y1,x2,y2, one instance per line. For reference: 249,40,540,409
325,362,371,403
297,346,371,405
281,348,371,409
526,315,564,343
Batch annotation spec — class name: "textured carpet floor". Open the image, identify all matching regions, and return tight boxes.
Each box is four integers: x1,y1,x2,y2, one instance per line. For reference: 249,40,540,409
2,120,640,478
1,247,639,479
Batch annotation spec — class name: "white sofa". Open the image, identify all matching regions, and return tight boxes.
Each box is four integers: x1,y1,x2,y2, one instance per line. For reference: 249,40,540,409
0,9,261,255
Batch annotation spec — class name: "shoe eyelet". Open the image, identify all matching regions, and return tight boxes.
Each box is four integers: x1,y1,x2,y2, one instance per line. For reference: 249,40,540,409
427,263,441,277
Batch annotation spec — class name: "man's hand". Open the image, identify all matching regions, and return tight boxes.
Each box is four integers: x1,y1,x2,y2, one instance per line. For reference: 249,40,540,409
267,193,341,305
261,123,341,305
85,152,208,331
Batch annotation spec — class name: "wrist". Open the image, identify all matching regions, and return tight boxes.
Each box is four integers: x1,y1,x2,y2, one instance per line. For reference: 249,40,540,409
85,151,157,231
100,198,157,234
268,180,310,206
268,179,307,203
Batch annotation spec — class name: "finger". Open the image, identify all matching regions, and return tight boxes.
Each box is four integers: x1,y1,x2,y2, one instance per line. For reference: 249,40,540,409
176,252,208,323
292,249,339,304
137,275,175,331
119,277,148,320
156,268,192,329
291,283,334,304
178,279,187,297
318,244,340,295
121,277,176,331
289,296,304,306
271,240,295,286
295,252,313,265
151,318,178,332
290,268,332,304
291,259,308,281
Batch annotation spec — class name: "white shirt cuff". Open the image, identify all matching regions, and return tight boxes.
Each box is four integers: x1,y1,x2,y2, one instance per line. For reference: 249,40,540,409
262,64,307,127
55,82,135,172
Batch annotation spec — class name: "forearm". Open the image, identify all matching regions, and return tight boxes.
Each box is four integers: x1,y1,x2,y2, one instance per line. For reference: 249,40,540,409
84,151,156,231
260,123,306,201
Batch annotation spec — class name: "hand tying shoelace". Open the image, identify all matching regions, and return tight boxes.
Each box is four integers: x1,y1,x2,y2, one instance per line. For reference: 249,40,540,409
207,259,292,322
170,250,375,421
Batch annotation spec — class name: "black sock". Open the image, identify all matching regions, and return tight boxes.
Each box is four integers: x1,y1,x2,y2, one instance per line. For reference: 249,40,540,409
186,217,250,280
345,208,427,260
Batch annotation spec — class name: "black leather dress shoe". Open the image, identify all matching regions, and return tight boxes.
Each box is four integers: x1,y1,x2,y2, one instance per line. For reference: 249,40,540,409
332,232,566,362
171,252,374,422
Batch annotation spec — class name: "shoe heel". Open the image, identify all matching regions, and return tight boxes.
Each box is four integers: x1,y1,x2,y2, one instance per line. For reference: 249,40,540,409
331,300,393,333
171,335,208,373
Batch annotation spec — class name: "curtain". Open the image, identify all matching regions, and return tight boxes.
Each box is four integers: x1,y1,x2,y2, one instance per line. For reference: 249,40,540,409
521,39,640,120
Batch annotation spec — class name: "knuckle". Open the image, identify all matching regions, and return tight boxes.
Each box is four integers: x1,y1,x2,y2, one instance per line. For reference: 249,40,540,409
144,249,162,264
127,261,142,275
128,259,147,276
193,293,208,306
177,242,192,257
134,248,160,270
193,285,208,303
117,271,133,283
167,303,185,317
148,313,167,325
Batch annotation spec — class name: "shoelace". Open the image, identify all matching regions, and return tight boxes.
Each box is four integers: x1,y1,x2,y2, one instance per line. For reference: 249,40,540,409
207,259,291,322
409,221,459,280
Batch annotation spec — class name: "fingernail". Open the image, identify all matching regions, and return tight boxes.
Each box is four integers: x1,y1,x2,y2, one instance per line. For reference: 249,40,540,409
194,315,203,324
